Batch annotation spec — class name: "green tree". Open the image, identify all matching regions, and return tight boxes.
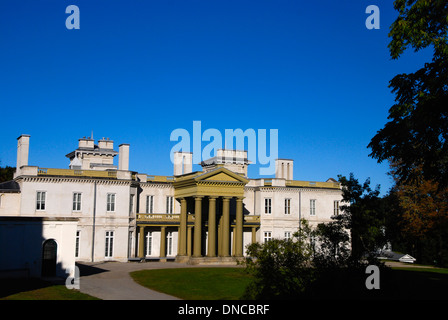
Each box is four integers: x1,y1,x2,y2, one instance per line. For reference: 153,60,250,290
368,0,448,187
242,219,315,299
312,214,351,269
337,173,386,263
0,166,15,183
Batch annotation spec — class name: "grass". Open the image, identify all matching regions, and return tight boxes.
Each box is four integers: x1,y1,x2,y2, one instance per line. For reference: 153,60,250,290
0,278,99,300
131,267,252,300
380,266,448,299
3,265,447,300
131,265,448,300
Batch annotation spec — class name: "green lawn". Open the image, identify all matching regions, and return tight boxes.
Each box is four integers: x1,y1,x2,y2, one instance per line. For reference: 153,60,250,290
131,265,448,300
131,267,252,300
0,278,99,300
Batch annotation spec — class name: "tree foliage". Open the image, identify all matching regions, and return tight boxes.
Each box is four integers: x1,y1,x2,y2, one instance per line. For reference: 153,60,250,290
368,0,448,187
242,220,315,299
388,161,448,266
241,174,388,299
0,166,15,183
337,173,387,262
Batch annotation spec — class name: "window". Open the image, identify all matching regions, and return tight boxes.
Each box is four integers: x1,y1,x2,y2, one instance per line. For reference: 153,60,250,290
36,191,46,210
105,231,114,258
166,196,174,214
284,198,291,214
264,231,272,243
264,198,272,214
73,192,81,211
107,193,115,212
310,199,316,216
145,231,152,256
75,230,80,258
167,231,173,256
284,231,291,240
333,200,340,215
146,195,154,214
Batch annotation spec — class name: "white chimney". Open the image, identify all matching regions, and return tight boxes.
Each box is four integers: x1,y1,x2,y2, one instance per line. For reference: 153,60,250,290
16,134,30,171
118,143,130,171
275,159,294,180
174,152,193,176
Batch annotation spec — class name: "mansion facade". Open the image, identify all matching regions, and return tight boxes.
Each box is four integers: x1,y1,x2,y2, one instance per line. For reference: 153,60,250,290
0,134,343,277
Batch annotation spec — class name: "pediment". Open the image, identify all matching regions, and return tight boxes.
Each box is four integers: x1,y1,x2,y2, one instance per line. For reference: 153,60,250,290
194,168,248,184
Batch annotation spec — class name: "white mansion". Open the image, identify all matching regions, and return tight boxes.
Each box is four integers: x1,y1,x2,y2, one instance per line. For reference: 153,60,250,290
0,134,343,277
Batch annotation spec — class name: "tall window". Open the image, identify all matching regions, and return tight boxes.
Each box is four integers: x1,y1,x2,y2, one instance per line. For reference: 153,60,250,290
284,231,291,240
146,195,154,214
310,199,316,216
166,196,174,213
167,231,173,256
264,231,272,243
75,230,80,258
105,231,114,258
36,191,46,210
107,193,115,212
334,200,340,215
73,192,81,211
264,198,272,214
145,231,152,256
284,198,291,215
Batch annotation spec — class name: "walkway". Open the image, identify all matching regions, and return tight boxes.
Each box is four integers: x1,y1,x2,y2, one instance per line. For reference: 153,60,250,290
77,261,191,300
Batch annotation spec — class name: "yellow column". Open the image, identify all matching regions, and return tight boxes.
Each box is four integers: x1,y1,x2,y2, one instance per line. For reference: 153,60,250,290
251,227,257,244
222,196,231,257
235,197,244,257
193,196,203,257
187,226,192,256
178,198,187,256
207,196,217,257
160,226,166,258
218,213,223,256
138,226,145,258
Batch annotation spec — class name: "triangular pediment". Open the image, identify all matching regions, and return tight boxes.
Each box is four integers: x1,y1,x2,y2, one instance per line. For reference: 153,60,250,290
194,168,248,184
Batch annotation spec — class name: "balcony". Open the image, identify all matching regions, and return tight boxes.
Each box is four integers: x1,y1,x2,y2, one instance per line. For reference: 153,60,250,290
136,213,260,226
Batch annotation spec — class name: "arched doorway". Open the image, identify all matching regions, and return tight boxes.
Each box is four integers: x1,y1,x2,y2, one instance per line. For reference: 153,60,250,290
42,239,57,277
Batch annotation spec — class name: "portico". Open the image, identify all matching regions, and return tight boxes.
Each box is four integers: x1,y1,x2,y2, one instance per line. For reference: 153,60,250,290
135,167,260,263
174,167,250,263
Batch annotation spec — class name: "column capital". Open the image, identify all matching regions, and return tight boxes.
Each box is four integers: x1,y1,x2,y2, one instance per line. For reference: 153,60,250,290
236,196,245,201
208,196,218,200
194,195,204,200
222,196,232,201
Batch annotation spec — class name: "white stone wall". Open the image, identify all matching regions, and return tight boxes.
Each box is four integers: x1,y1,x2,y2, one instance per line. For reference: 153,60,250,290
139,184,178,214
251,187,343,242
0,193,21,216
15,177,134,262
0,218,77,278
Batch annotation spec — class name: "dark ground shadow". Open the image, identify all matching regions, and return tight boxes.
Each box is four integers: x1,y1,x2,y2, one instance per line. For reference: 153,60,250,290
76,262,109,277
0,278,47,298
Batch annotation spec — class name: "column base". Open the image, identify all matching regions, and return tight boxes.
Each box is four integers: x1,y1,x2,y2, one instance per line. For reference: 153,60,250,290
175,255,191,263
180,256,245,265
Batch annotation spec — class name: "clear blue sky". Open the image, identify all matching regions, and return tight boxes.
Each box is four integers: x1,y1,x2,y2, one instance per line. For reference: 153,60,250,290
0,0,433,194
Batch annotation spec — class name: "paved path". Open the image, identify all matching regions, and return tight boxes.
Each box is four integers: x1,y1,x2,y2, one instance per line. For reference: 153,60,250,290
77,261,192,300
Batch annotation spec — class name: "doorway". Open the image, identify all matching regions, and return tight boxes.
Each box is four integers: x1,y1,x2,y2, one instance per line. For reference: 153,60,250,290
42,239,57,277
